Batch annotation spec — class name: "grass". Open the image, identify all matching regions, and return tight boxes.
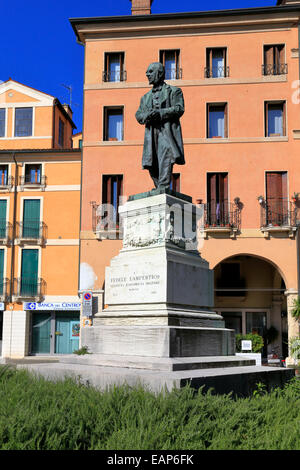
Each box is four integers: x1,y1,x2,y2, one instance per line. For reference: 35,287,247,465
0,365,299,450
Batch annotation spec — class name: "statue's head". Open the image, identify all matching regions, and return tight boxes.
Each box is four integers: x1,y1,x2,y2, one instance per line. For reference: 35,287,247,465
146,62,165,86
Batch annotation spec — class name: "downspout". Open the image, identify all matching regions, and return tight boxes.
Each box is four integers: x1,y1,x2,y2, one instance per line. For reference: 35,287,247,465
77,40,85,296
10,153,18,303
52,100,56,148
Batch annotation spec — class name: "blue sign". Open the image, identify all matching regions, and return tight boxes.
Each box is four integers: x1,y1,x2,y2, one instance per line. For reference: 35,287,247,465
24,302,81,311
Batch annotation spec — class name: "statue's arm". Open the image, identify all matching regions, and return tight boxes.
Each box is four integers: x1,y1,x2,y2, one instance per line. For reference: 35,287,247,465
135,97,150,125
160,88,184,121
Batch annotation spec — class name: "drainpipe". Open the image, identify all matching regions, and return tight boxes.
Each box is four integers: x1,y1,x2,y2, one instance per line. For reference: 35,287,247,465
10,153,18,303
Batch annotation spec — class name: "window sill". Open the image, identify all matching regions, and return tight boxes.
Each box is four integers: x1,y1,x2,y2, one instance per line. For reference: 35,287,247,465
95,229,121,240
260,225,297,238
15,237,45,246
202,226,238,239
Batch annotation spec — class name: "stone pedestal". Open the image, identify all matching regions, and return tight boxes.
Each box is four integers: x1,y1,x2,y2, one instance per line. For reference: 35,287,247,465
82,189,235,357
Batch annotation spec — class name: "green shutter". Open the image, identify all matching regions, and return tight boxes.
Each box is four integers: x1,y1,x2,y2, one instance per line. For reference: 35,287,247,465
21,249,38,296
0,250,4,295
0,200,7,238
23,200,40,238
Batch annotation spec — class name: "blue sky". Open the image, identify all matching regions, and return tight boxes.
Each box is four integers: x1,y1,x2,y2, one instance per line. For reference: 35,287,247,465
1,1,277,133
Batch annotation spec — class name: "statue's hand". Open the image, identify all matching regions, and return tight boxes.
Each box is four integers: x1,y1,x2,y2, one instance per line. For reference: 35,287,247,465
146,110,161,124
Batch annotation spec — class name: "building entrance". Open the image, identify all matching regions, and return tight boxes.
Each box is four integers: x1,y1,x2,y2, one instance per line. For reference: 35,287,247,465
31,311,80,355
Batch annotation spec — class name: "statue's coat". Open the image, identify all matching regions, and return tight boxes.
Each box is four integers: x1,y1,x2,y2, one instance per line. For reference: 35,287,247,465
135,83,185,169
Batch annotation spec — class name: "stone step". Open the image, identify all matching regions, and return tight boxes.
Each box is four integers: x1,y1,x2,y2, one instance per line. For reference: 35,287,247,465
59,354,256,371
15,362,295,397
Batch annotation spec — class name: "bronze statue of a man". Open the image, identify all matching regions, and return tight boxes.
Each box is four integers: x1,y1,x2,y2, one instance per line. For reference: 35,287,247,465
135,62,185,190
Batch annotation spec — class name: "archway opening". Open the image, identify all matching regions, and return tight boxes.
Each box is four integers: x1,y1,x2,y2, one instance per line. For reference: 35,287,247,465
214,254,287,359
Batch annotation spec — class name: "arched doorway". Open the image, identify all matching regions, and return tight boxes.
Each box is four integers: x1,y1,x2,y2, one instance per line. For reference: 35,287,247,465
213,255,288,358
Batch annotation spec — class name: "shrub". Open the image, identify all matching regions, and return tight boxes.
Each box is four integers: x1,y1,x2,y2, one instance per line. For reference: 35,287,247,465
73,346,91,355
291,297,300,321
236,333,264,353
0,367,299,450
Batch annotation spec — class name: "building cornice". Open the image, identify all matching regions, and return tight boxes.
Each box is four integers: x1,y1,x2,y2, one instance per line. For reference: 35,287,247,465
70,5,300,43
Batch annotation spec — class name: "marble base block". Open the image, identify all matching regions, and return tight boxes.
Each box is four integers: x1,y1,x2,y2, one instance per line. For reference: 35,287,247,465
86,190,235,358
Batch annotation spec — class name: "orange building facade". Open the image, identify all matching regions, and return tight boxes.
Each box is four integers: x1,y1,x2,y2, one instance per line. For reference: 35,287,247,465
0,80,81,358
72,0,300,363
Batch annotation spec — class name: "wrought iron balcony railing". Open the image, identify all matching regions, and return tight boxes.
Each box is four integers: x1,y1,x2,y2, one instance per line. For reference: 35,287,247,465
260,198,297,229
13,277,46,300
0,220,12,243
0,175,14,191
102,70,127,82
16,220,47,244
262,63,288,76
19,174,46,190
204,66,230,78
0,278,9,301
165,68,182,80
203,202,241,230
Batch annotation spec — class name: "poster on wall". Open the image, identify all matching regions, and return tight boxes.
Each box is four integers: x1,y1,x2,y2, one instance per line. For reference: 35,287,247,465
70,321,80,338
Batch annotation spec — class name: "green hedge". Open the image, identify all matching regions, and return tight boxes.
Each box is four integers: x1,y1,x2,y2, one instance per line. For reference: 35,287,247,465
236,333,264,353
0,366,299,450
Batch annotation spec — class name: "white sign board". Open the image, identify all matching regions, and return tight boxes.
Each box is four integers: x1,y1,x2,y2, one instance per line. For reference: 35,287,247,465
82,291,93,317
241,340,252,351
23,302,81,311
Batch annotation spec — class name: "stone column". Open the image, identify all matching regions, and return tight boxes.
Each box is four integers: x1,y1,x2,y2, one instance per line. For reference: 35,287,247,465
2,310,30,359
270,296,283,356
285,289,300,366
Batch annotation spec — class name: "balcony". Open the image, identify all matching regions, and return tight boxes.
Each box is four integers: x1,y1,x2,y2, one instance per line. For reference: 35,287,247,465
203,202,241,238
0,278,9,302
15,220,47,245
102,70,127,82
165,68,182,80
12,277,46,301
260,198,297,237
262,63,288,76
91,203,122,240
204,66,230,78
0,175,14,192
0,220,12,244
19,174,46,191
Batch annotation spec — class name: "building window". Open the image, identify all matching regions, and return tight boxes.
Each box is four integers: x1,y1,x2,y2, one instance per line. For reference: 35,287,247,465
0,109,6,137
24,164,41,184
78,139,83,149
216,262,246,297
104,52,126,82
207,103,228,138
15,107,33,137
159,50,181,80
22,199,41,239
102,175,123,228
58,118,65,147
263,45,287,75
206,173,229,226
265,101,286,137
264,171,289,226
104,107,124,141
0,200,7,239
0,165,8,186
20,249,39,297
206,48,228,78
170,173,180,192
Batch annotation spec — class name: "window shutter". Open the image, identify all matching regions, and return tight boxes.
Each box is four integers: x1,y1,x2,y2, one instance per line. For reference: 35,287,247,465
208,173,217,203
266,172,282,200
224,104,228,137
265,46,273,66
0,249,4,283
282,101,286,136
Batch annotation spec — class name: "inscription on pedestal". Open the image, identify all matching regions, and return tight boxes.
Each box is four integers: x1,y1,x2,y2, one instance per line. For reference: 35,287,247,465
105,267,165,304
